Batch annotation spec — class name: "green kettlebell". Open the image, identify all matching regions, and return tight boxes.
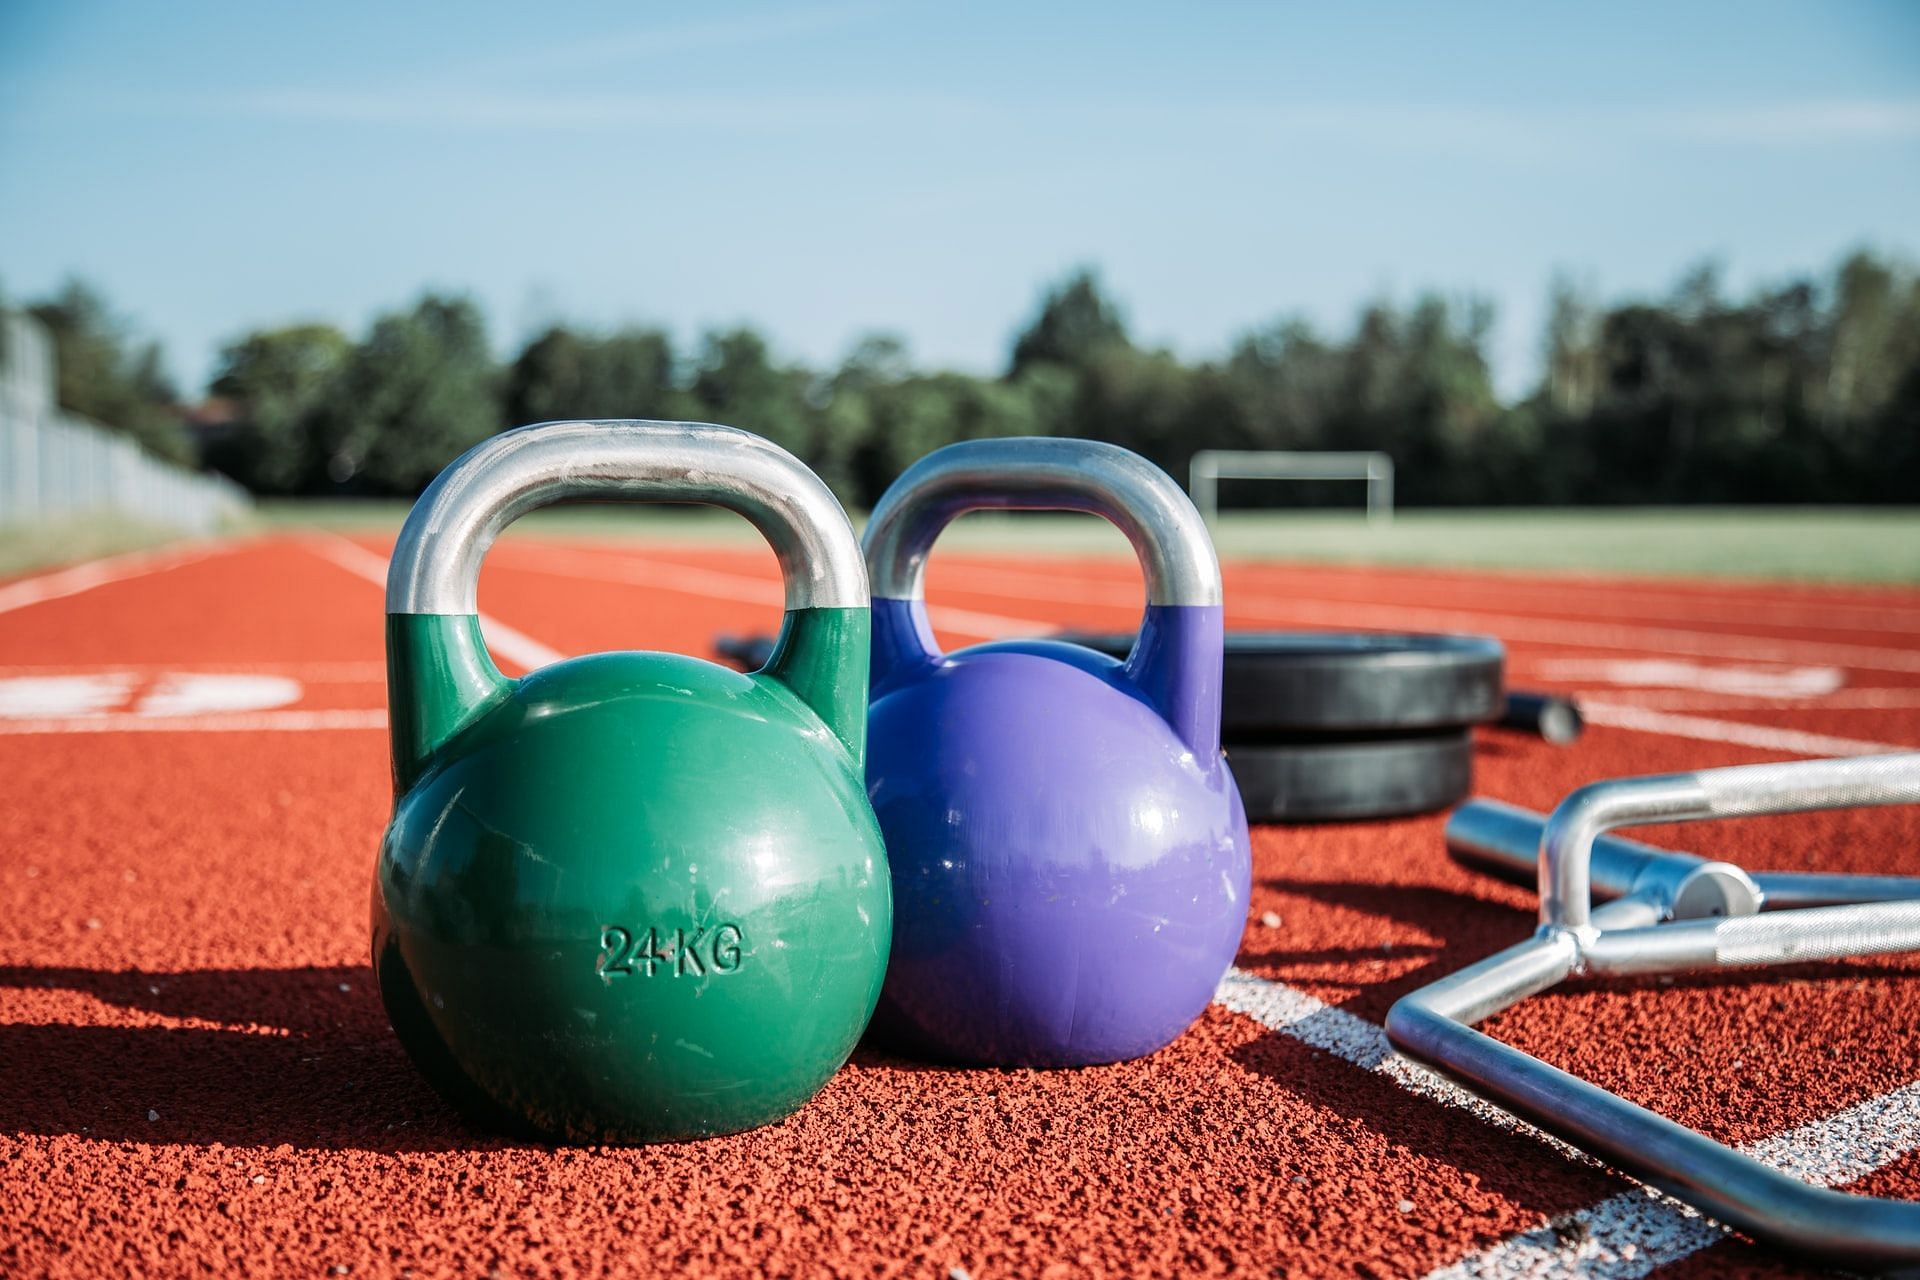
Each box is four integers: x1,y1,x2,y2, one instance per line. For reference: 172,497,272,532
371,419,891,1144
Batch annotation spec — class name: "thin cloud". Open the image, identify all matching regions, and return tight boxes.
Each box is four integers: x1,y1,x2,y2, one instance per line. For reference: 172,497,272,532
1659,100,1920,144
58,83,1920,156
221,87,994,134
441,2,885,82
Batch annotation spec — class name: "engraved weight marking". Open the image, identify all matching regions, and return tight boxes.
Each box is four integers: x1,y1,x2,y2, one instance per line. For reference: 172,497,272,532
596,926,634,980
597,923,746,983
712,924,744,972
677,927,707,976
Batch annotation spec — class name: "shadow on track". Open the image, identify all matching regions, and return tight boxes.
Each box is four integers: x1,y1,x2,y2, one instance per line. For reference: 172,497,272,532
0,964,491,1152
1241,877,1528,1023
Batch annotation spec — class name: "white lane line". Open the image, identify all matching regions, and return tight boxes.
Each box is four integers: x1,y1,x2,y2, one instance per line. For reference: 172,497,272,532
0,672,304,719
1229,596,1920,677
304,533,564,674
0,661,386,681
520,535,1920,634
517,535,1920,635
1213,968,1583,1159
1579,701,1912,756
490,542,1911,758
1563,687,1920,712
488,543,1039,640
1528,657,1845,698
496,546,784,608
913,558,1920,675
1222,966,1920,1279
1424,1080,1920,1279
499,541,1920,674
1225,570,1920,636
0,540,230,617
0,709,387,734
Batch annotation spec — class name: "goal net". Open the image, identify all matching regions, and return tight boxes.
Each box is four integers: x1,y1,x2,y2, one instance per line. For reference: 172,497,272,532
1187,449,1394,525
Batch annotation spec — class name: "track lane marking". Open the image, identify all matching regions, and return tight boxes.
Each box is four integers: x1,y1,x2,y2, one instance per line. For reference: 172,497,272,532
1218,564,1920,635
1423,1080,1920,1279
1224,965,1920,1279
503,544,1920,674
486,543,1920,755
514,537,1920,652
484,542,1038,640
915,558,1920,675
1213,968,1586,1160
0,709,387,734
304,533,564,673
1526,657,1846,698
1578,701,1912,756
0,661,386,681
1559,688,1920,712
0,540,234,617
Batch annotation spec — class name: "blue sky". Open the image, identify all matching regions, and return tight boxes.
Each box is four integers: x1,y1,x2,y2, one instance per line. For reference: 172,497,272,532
3,1,1917,399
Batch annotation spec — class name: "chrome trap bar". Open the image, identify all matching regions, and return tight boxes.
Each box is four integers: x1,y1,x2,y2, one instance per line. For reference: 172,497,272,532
1386,753,1920,1272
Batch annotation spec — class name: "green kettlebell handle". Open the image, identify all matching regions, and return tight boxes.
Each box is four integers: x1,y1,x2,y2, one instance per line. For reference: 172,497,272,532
384,419,870,791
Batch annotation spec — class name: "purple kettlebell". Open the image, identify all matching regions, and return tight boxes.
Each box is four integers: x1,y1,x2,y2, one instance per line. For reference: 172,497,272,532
863,438,1251,1067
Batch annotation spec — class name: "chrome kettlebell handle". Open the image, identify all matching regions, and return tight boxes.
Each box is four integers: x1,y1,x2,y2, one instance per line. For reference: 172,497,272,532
384,420,869,790
390,419,865,615
862,437,1225,759
863,437,1221,608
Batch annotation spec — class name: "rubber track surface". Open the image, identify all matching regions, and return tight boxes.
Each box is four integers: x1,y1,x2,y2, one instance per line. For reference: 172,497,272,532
2,533,1917,1278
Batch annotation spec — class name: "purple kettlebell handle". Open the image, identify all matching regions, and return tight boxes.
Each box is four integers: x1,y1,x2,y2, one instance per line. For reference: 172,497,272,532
862,437,1226,760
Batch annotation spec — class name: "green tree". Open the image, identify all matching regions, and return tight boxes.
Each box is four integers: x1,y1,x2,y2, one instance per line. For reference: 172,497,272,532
1008,268,1130,377
312,294,500,493
504,325,685,427
205,323,351,492
1066,345,1200,477
1220,318,1342,453
813,334,912,500
689,327,813,457
27,279,190,463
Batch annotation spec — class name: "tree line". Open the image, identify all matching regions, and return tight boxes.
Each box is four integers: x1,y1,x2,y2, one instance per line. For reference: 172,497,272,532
13,251,1919,507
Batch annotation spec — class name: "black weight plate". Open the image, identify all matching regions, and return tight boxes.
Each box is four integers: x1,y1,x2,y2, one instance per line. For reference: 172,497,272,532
1052,630,1505,736
1226,730,1473,823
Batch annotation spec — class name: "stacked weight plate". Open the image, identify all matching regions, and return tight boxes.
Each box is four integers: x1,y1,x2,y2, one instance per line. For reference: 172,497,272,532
716,629,1517,823
1051,631,1506,822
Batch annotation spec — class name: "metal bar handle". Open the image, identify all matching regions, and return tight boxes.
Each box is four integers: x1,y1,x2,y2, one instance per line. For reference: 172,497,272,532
1582,900,1920,974
1451,797,1920,912
1387,980,1920,1271
1540,753,1920,931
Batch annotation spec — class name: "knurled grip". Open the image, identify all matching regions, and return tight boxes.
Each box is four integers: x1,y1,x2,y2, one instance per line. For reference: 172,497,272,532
1699,754,1920,817
1713,900,1920,966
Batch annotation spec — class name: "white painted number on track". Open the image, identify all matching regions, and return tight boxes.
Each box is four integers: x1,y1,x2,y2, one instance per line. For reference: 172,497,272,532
0,672,301,720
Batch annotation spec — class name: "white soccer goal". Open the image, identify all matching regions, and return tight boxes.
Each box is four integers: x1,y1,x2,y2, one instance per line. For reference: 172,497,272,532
1188,449,1394,526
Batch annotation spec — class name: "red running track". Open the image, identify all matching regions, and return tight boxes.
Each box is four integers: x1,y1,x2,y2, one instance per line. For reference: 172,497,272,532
1,531,1917,1278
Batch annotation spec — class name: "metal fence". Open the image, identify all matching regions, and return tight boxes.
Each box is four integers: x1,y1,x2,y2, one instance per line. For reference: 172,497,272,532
1,312,249,534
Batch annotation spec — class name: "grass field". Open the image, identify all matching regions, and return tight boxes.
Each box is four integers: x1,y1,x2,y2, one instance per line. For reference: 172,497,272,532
5,503,1912,584
0,512,207,578
256,499,1920,583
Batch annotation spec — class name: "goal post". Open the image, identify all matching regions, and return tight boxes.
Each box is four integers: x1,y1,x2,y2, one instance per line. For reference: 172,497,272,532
1188,449,1395,525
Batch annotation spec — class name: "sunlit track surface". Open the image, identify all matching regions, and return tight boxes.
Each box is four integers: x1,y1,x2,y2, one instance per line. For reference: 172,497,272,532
1,532,1917,1278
